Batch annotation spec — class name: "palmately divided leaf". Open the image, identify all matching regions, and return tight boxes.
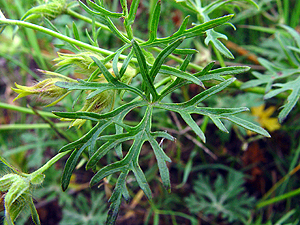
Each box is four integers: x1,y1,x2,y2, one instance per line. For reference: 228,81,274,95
2,1,274,225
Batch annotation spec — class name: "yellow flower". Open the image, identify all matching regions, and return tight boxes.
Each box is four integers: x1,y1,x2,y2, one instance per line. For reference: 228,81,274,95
251,104,281,132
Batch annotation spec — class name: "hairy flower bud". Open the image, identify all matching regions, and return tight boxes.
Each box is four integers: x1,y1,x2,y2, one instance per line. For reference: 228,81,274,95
11,70,77,106
21,0,67,21
54,52,104,78
1,174,29,225
0,174,20,192
1,172,44,225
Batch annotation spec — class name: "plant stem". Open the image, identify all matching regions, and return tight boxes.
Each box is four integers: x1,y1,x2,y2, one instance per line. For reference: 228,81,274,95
200,116,209,133
0,102,58,118
212,43,226,67
231,80,288,99
0,18,121,59
66,8,111,32
0,122,70,130
156,209,199,225
31,150,71,176
257,187,300,209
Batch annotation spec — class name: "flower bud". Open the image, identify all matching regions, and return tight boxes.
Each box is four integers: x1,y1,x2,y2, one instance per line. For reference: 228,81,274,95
21,0,67,21
11,70,77,106
2,174,29,224
54,52,104,78
0,174,20,192
1,172,44,225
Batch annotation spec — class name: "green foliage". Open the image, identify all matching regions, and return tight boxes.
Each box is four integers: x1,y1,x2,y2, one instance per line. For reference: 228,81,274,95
242,25,300,122
0,0,273,224
59,191,107,225
185,171,255,223
175,0,258,58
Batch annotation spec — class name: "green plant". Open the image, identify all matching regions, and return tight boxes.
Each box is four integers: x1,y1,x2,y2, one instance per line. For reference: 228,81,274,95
0,0,270,224
242,25,300,122
59,191,108,225
185,171,255,223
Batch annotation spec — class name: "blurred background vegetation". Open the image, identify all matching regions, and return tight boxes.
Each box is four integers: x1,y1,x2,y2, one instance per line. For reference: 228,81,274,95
1,0,300,224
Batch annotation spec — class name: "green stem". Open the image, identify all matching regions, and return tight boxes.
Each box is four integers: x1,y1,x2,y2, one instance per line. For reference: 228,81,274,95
257,187,300,209
120,0,133,40
31,150,71,176
212,43,226,67
155,210,198,225
0,18,121,59
66,8,111,32
0,122,70,130
0,102,58,118
200,116,209,133
124,22,133,40
231,80,288,99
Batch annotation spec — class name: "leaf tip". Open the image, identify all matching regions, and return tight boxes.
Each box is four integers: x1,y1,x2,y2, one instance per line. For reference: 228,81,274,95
61,183,68,192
